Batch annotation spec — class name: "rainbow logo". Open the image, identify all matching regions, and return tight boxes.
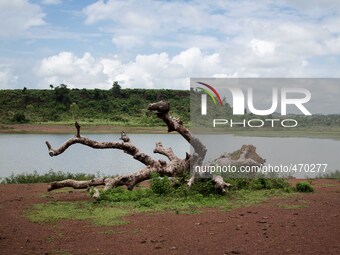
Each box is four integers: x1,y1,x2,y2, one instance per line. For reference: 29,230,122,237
196,82,223,106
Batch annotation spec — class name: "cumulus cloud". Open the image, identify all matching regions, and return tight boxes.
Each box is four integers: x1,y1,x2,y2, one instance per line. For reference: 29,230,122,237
0,66,18,88
36,52,106,88
35,48,226,89
0,0,45,37
4,0,340,92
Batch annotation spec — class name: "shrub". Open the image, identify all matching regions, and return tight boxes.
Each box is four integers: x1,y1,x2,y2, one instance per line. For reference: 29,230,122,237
150,173,173,195
249,178,264,190
190,179,218,196
225,178,289,191
296,182,314,192
225,178,251,190
98,188,152,202
12,113,28,123
271,178,290,189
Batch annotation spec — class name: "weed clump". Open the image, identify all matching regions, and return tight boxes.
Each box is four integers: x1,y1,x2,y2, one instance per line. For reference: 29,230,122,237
296,182,314,192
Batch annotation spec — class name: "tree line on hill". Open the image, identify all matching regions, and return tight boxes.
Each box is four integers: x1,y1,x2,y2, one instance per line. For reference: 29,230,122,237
0,82,189,126
0,82,339,129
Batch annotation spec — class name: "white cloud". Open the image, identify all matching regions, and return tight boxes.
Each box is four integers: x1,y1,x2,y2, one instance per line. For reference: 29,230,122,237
35,48,226,89
3,0,340,92
250,39,276,56
81,0,340,69
0,0,45,37
36,52,106,88
0,66,18,88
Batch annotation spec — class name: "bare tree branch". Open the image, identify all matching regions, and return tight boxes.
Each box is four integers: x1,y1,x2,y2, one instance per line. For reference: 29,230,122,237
45,136,156,166
153,142,179,161
45,101,258,196
147,101,207,162
48,178,105,191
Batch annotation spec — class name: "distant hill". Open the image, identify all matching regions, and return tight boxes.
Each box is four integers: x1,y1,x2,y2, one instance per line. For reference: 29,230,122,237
1,85,339,130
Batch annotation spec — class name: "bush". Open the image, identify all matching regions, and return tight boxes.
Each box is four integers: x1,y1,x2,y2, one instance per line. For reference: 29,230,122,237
225,178,251,190
225,178,289,190
150,173,173,195
249,178,265,190
271,178,290,189
98,188,152,202
296,182,314,192
190,179,218,196
11,113,28,123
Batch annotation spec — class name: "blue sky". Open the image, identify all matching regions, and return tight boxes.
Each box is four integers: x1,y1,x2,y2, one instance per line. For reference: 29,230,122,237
1,0,340,90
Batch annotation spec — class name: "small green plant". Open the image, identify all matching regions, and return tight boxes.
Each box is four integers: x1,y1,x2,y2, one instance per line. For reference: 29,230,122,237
249,178,265,190
296,182,314,192
190,179,218,195
224,178,289,191
150,173,173,195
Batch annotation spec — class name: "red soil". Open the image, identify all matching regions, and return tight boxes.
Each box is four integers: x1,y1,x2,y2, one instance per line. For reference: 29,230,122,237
0,179,339,255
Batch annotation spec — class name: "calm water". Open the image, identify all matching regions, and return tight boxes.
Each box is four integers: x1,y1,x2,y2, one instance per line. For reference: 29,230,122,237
0,133,339,178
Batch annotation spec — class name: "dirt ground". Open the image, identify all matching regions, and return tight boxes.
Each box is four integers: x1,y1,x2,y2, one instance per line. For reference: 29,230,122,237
0,179,339,255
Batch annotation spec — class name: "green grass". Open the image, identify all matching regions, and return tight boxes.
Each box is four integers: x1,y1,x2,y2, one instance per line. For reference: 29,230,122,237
24,175,294,226
25,202,129,226
26,188,294,226
278,204,307,209
48,249,72,255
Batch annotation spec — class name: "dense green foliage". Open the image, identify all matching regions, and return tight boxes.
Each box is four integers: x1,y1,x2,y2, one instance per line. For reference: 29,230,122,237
2,85,339,129
226,177,290,191
0,84,189,126
295,181,314,192
99,174,292,202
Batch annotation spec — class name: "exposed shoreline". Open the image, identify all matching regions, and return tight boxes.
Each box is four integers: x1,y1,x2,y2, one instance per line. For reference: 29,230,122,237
1,124,339,140
0,124,168,134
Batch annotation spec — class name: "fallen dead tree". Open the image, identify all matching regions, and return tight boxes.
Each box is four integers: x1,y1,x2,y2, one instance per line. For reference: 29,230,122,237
46,101,264,198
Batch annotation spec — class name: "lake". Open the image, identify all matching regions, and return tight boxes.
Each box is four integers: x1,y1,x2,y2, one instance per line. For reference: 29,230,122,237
0,133,339,178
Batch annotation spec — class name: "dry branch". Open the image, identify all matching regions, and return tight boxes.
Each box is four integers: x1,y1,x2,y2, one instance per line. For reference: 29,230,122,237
45,101,239,195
